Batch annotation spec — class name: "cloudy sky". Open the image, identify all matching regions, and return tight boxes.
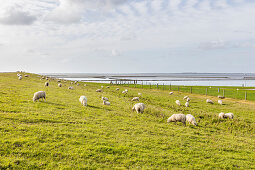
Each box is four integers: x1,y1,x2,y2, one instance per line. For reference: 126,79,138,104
0,0,255,73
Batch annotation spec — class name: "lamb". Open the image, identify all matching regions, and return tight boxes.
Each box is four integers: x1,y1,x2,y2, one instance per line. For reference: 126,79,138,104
169,92,173,95
79,96,87,106
103,100,110,105
58,83,62,87
131,97,139,101
132,103,145,113
185,101,189,107
45,82,49,87
96,89,102,92
186,114,197,126
218,112,225,119
167,114,186,125
218,100,223,105
206,99,214,104
33,91,46,102
176,100,181,106
224,113,234,119
102,97,109,101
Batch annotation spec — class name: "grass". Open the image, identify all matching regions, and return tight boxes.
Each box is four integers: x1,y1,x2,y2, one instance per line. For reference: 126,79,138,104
0,72,255,169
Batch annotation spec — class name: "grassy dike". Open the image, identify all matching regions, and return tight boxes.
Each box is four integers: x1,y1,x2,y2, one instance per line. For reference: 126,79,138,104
0,72,255,169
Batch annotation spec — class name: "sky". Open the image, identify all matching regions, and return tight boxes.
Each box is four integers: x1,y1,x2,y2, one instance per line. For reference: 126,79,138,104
0,0,255,73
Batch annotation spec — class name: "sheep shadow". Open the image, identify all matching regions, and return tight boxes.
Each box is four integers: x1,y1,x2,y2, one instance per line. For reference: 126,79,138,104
44,101,66,107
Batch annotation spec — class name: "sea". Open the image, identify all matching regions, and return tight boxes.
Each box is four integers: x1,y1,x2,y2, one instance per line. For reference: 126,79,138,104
43,73,255,87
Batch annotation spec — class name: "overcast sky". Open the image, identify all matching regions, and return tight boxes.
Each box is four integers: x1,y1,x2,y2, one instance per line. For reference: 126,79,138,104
0,0,255,73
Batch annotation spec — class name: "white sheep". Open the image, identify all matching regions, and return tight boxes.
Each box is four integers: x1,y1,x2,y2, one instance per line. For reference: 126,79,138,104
169,92,173,95
176,100,181,106
116,88,119,91
45,82,49,87
131,97,139,101
58,83,62,87
183,96,189,100
79,96,88,106
122,90,127,94
101,86,104,89
96,89,102,92
206,99,214,104
185,101,189,107
84,84,87,87
224,113,234,119
74,81,78,84
33,91,46,102
68,86,73,90
102,97,109,101
132,103,145,113
103,100,110,105
186,114,197,126
106,86,110,88
18,76,22,80
186,97,191,102
167,114,186,125
138,93,142,96
218,100,223,105
219,112,225,119
125,89,128,92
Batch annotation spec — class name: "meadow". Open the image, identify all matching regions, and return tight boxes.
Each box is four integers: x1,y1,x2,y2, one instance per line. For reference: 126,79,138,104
0,72,255,169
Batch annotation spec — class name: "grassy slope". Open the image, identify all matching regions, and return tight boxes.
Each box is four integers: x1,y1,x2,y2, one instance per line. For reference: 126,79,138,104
0,72,254,169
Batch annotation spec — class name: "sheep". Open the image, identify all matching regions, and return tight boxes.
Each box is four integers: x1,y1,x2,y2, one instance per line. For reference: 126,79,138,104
24,75,29,77
96,89,102,92
18,76,22,80
167,114,186,125
57,80,61,82
84,84,87,87
218,100,223,105
58,83,62,87
206,99,214,104
176,100,181,106
79,96,88,106
186,97,191,102
138,93,142,96
74,81,78,84
33,91,46,102
186,114,197,126
102,97,109,101
219,112,225,119
68,86,73,90
132,103,145,113
131,97,139,101
46,77,49,80
183,96,189,100
185,101,189,107
106,86,110,88
116,88,119,91
101,86,104,89
169,92,173,95
71,82,73,84
103,100,110,105
17,73,21,77
218,95,225,99
45,82,49,87
122,90,127,94
77,83,79,86
224,113,234,119
125,89,128,92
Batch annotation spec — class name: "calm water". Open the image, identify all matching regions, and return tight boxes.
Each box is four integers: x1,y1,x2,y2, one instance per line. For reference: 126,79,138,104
43,73,255,87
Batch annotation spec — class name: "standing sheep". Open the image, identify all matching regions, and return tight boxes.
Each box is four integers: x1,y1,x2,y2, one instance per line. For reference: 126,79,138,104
224,113,234,119
103,100,110,105
167,114,186,125
33,91,46,102
186,114,197,126
45,82,49,87
116,88,119,91
79,96,88,106
18,76,22,80
58,83,62,87
68,86,74,90
219,112,225,119
183,96,189,100
206,99,214,104
132,103,145,113
186,97,191,102
185,101,189,107
131,97,139,101
176,100,181,106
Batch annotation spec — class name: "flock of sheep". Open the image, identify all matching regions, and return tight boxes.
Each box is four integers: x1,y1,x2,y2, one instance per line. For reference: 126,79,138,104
19,73,235,127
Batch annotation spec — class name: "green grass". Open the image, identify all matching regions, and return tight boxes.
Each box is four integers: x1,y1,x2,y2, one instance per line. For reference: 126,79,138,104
0,72,255,169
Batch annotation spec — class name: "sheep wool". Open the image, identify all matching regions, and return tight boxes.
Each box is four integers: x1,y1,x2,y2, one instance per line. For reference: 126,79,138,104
33,91,46,102
132,103,145,113
79,96,87,106
167,114,186,125
186,114,197,126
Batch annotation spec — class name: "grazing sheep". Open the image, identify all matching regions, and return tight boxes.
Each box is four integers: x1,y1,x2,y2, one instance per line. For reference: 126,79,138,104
224,113,234,119
68,86,73,90
96,89,102,92
176,100,181,106
102,97,109,101
206,99,214,104
186,97,191,102
131,97,139,101
18,76,22,80
125,89,128,92
218,95,225,99
33,91,46,102
183,96,189,100
132,103,145,113
167,114,186,125
218,100,223,105
45,82,49,87
169,92,173,95
138,93,142,96
103,100,110,105
186,114,197,126
219,112,225,119
185,101,189,107
58,83,62,87
122,90,127,94
116,88,119,91
79,96,88,106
